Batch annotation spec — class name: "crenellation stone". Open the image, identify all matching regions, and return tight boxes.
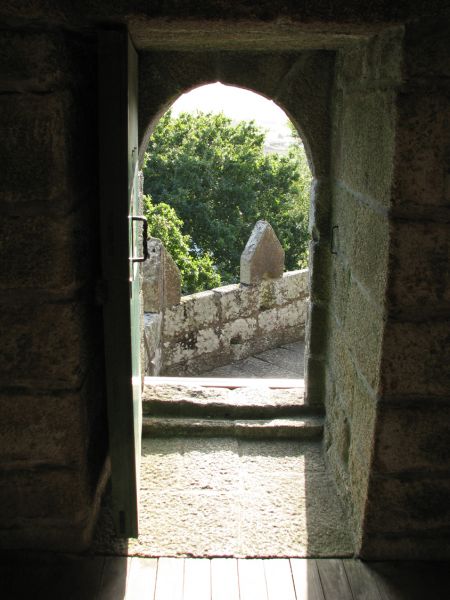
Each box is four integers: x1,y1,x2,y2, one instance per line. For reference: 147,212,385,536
144,313,162,376
240,220,285,285
143,237,181,312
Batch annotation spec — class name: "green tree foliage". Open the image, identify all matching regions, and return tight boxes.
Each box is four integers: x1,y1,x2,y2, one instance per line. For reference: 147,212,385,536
144,198,221,294
143,110,311,291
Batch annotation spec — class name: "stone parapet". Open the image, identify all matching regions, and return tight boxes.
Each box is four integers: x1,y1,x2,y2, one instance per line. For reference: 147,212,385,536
160,269,309,376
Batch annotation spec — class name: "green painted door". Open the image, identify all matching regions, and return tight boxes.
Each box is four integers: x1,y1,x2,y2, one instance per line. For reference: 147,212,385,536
98,30,142,538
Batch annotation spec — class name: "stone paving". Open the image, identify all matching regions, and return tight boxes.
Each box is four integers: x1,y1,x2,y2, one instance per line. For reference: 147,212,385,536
200,340,305,379
92,437,353,558
92,340,353,558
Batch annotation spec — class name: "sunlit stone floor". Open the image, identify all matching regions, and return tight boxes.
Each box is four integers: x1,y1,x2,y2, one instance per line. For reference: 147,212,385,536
92,437,353,558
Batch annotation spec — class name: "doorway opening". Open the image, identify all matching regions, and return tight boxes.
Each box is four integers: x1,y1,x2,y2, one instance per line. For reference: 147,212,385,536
93,48,353,557
141,83,311,386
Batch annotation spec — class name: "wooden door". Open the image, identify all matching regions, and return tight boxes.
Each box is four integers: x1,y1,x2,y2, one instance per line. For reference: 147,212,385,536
98,30,142,538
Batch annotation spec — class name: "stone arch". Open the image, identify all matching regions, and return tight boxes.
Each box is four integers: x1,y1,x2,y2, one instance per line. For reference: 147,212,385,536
138,50,335,404
138,51,334,177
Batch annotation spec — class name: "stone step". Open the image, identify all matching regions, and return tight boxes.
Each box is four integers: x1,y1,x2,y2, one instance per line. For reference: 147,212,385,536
142,383,323,420
142,415,324,440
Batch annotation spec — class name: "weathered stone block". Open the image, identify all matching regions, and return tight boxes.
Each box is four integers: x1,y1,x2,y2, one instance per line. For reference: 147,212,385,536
392,90,450,208
364,476,450,534
330,262,384,391
163,291,218,339
257,270,309,310
143,238,164,312
374,402,450,474
0,391,88,464
306,301,328,355
380,320,450,397
0,91,93,213
309,177,331,239
388,220,450,318
240,220,284,284
144,313,162,376
213,283,257,321
308,240,331,304
403,20,450,81
188,291,219,330
221,317,257,347
333,185,389,302
0,212,90,291
0,32,70,92
143,238,181,312
0,468,90,526
0,300,93,389
335,89,396,207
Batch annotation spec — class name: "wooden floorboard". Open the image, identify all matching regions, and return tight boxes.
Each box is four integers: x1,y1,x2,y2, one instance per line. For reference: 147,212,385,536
343,559,383,600
154,557,184,600
290,559,326,600
316,558,354,600
211,558,239,600
264,559,296,600
125,557,158,599
238,558,268,600
1,557,449,599
183,558,210,600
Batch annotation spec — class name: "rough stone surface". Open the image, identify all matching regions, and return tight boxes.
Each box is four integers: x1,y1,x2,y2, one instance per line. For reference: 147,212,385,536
240,220,285,285
1,2,450,560
142,416,324,440
143,313,162,376
143,237,181,312
161,270,308,375
373,402,450,474
92,438,353,557
0,300,94,390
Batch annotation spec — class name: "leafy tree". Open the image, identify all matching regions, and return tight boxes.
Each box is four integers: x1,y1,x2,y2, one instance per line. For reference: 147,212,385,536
144,197,221,294
143,110,311,290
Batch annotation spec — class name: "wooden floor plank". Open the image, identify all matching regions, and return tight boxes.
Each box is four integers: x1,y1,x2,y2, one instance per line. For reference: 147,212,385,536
367,561,450,600
264,559,296,600
125,557,158,599
0,558,106,600
290,559,325,600
211,558,239,600
97,556,130,599
238,559,268,600
183,558,211,600
154,557,184,600
343,560,383,600
316,559,353,600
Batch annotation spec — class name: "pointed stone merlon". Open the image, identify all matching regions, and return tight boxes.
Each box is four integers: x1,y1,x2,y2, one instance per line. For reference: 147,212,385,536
143,237,181,312
240,220,285,285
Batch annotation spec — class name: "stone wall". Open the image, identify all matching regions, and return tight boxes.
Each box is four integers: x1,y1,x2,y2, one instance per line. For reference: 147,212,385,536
323,28,402,554
0,1,449,557
161,270,309,376
360,21,450,559
325,24,450,559
0,31,108,550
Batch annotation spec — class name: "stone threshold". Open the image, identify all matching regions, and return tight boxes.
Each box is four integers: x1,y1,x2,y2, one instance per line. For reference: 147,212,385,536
142,415,323,440
142,378,323,439
143,376,305,389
